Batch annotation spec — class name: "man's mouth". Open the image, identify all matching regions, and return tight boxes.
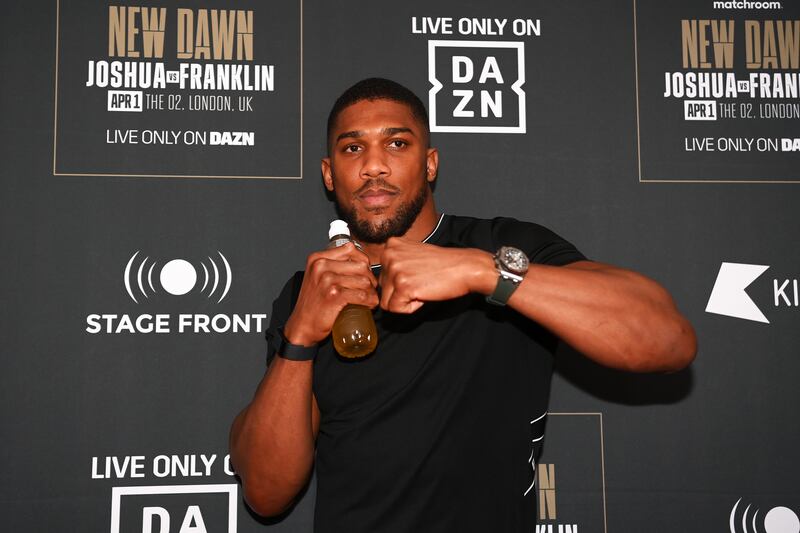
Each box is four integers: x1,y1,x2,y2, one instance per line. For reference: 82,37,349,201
359,188,398,209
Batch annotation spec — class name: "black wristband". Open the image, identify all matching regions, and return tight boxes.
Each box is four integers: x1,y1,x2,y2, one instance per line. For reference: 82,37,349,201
267,327,319,361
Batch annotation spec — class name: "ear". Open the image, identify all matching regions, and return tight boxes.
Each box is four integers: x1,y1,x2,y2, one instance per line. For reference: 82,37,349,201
425,148,439,183
321,157,334,191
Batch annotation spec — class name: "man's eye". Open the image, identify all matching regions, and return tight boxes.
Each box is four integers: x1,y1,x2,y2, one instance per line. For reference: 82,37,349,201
344,145,361,153
389,140,407,148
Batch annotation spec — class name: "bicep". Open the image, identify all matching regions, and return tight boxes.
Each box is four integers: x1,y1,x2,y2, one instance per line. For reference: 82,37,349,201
562,260,676,305
562,259,604,271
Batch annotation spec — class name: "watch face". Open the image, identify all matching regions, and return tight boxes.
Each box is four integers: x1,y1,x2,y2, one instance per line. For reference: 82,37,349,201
499,246,529,273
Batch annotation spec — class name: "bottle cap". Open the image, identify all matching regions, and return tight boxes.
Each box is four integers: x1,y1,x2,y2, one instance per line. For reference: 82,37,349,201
329,220,351,240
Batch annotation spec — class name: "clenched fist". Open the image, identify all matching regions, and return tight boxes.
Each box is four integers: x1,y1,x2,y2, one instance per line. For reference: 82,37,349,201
378,237,496,314
284,242,379,345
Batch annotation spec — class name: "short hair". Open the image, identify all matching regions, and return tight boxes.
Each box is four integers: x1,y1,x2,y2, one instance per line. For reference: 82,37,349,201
326,78,430,149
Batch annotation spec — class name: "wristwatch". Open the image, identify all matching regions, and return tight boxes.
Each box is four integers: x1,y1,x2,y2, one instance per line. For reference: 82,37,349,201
267,326,319,361
486,246,529,306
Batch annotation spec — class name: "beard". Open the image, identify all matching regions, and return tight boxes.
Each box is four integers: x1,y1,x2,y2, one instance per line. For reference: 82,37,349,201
335,178,429,244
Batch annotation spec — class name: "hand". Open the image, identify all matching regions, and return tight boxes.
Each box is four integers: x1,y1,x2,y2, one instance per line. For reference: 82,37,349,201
378,237,496,314
284,242,379,345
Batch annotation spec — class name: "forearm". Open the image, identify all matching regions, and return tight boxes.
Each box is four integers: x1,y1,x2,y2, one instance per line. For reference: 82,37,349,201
470,254,696,372
229,358,315,516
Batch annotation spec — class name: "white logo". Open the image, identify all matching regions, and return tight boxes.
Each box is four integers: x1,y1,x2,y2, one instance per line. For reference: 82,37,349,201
428,40,526,133
706,262,770,323
125,251,232,303
110,484,237,533
85,251,267,334
730,498,800,533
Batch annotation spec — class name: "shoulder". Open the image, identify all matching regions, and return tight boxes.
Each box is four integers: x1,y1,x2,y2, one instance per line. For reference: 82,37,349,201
444,214,587,266
444,213,563,247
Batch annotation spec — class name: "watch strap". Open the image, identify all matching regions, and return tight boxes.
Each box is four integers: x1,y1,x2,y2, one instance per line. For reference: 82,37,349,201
267,326,319,361
486,272,523,306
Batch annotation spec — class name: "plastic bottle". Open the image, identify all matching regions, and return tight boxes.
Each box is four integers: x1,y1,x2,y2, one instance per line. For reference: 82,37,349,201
328,220,378,358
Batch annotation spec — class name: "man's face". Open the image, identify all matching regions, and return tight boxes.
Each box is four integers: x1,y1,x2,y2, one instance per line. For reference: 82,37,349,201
322,99,438,243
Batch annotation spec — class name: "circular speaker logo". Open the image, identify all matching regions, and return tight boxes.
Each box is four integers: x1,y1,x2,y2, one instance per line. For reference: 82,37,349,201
124,250,232,303
731,498,800,533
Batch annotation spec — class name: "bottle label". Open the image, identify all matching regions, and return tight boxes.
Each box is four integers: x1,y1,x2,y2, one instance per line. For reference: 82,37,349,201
330,237,350,248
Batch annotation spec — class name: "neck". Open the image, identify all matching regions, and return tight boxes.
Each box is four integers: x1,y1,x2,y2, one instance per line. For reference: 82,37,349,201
361,199,439,265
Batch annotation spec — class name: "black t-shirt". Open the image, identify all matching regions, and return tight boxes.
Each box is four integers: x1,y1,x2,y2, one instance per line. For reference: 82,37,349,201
266,214,586,533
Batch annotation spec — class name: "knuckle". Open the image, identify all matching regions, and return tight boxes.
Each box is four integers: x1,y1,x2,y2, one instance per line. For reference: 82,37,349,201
325,284,339,299
319,271,335,286
309,256,326,275
307,250,325,265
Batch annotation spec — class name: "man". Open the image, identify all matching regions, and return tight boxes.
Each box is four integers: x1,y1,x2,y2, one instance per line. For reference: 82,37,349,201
230,78,696,532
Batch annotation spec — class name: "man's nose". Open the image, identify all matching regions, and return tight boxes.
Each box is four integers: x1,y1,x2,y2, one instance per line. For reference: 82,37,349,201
360,147,390,178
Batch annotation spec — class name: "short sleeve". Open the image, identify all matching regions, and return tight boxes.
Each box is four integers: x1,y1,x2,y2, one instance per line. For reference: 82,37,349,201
265,271,304,367
491,217,587,266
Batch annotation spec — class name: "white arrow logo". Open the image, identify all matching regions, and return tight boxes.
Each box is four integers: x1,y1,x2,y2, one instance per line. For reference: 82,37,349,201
706,262,770,323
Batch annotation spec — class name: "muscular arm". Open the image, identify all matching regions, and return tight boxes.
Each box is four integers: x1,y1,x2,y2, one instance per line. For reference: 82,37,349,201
494,259,695,372
230,243,378,516
229,361,319,516
379,239,696,373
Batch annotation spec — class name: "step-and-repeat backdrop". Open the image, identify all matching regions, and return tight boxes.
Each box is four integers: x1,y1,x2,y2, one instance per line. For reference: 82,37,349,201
2,0,799,531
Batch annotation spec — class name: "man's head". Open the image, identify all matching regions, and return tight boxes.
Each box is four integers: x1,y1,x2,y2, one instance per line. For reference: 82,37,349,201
326,78,431,153
322,78,438,244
